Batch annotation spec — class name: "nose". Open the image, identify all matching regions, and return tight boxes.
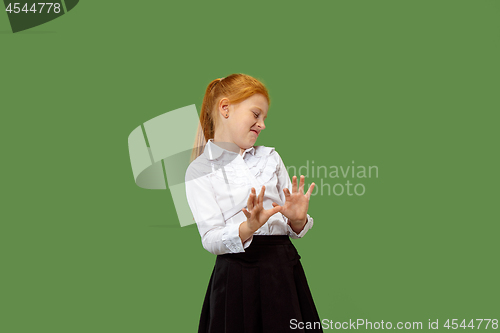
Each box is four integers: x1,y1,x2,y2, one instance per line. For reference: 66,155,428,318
257,119,265,130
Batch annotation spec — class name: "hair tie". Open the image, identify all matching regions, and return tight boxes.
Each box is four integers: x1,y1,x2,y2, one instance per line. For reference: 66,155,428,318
210,78,225,91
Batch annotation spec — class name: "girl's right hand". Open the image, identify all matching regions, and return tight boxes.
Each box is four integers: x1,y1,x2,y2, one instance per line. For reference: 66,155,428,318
241,186,282,236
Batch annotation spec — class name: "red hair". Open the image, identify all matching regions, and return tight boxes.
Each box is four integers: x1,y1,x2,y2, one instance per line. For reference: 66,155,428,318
191,73,270,161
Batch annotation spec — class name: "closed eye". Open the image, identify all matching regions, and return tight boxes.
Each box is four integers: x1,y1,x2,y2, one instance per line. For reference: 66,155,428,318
252,112,259,118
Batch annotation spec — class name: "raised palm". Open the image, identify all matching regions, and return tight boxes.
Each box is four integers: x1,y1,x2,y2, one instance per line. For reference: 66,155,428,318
273,175,315,229
242,186,282,233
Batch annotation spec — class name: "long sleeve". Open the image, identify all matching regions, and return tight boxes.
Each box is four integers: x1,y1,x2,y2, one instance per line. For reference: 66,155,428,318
185,164,249,255
274,152,314,239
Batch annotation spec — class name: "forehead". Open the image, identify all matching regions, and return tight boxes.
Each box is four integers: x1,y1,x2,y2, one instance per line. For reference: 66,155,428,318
244,94,269,113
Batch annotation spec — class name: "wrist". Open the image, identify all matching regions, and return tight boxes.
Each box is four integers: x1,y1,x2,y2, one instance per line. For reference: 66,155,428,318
241,220,256,233
239,221,255,243
289,217,307,233
289,217,307,226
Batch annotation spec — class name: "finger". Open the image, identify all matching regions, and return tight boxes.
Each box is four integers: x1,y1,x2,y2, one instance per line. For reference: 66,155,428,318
263,205,282,219
272,202,284,212
242,207,251,219
247,188,256,210
305,183,315,200
268,205,282,216
258,186,266,206
247,190,254,211
272,205,282,214
283,188,291,199
299,175,305,193
292,176,297,193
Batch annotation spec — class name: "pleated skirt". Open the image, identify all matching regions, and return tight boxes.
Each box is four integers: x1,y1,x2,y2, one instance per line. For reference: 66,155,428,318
198,235,323,333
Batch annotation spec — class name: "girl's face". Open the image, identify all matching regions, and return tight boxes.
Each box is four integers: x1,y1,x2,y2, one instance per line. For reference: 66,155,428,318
224,93,268,150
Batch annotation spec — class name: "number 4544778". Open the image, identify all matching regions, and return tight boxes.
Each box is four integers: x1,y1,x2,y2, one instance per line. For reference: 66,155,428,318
5,3,62,14
444,319,498,329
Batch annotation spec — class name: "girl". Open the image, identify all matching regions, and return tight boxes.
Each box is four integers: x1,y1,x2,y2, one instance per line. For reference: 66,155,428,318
185,74,322,333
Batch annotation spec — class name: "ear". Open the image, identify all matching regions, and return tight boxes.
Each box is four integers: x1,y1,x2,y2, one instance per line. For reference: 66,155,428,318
218,98,230,118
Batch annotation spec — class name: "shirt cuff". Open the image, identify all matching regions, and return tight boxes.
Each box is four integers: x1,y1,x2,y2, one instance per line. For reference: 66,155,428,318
243,235,254,250
286,214,313,238
221,221,250,253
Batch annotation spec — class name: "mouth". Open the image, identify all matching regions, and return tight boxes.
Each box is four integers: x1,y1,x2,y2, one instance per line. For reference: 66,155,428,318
250,129,259,136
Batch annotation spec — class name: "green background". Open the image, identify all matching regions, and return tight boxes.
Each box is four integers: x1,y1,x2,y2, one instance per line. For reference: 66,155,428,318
1,0,498,331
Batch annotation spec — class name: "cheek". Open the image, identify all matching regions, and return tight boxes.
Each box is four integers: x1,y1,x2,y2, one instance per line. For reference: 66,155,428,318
229,122,246,138
229,116,253,140
233,117,252,130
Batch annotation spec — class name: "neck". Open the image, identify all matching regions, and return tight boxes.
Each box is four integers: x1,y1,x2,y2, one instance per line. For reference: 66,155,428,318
212,135,241,154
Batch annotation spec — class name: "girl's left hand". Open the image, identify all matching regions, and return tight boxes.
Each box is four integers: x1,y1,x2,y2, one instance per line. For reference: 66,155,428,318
272,175,315,233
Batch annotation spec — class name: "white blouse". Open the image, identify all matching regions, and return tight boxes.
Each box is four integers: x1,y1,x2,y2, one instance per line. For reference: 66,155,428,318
185,139,314,255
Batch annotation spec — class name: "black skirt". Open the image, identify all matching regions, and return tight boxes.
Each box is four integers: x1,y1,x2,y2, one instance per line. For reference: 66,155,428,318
198,235,323,333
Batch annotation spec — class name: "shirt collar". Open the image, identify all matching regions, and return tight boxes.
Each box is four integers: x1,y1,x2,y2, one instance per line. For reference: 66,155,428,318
241,146,255,158
203,139,255,161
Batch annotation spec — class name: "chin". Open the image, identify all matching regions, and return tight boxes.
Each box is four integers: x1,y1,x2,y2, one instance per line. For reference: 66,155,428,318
239,141,255,150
